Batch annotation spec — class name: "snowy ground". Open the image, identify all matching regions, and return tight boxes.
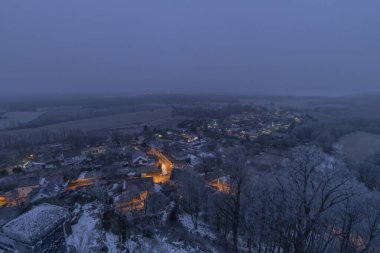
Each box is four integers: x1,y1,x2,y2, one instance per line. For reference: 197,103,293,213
105,232,119,253
179,214,217,240
126,235,205,253
66,203,120,252
154,184,162,192
123,211,220,253
66,202,221,253
0,111,44,129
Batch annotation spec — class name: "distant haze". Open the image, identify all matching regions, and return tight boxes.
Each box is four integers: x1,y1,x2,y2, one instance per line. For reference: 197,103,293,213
1,0,380,96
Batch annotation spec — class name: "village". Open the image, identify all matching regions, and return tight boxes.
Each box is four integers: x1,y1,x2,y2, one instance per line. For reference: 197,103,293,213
0,100,380,253
0,105,302,218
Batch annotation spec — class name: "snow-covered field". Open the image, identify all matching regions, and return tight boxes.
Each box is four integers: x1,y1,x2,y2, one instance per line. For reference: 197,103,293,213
0,108,182,143
0,111,44,129
338,131,380,161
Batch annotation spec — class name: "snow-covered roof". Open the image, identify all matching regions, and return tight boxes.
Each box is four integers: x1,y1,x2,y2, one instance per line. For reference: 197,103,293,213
1,203,70,245
78,171,89,180
127,166,160,174
132,151,148,162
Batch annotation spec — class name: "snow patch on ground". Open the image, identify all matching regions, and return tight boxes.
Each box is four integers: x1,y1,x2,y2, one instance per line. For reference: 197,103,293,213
319,153,337,171
67,204,101,252
179,214,217,240
126,235,205,253
67,203,120,252
105,232,119,253
156,236,201,253
154,184,162,192
0,111,45,130
161,201,175,223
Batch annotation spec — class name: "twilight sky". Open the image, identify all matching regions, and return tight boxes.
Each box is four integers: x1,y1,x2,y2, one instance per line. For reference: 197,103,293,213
1,0,380,96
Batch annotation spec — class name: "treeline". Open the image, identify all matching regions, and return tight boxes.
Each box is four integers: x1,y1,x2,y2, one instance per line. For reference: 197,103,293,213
0,128,106,150
176,146,380,253
173,104,253,119
283,117,380,153
352,153,380,191
0,94,239,111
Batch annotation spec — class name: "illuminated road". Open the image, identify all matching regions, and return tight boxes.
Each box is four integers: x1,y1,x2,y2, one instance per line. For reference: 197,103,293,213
148,148,173,175
0,196,7,206
66,178,95,190
145,172,170,184
147,148,174,183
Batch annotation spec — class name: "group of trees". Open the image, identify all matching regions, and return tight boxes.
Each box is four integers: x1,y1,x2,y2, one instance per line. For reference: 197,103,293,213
241,146,380,253
0,127,107,149
0,169,9,177
173,104,252,120
177,146,380,253
178,170,207,230
354,153,380,191
290,117,380,153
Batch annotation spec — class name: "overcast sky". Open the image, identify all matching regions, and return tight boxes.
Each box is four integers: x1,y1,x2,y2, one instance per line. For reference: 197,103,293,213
1,0,379,96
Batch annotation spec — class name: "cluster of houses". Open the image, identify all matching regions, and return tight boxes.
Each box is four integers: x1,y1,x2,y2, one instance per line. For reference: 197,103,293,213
22,144,106,172
0,105,301,222
222,107,303,140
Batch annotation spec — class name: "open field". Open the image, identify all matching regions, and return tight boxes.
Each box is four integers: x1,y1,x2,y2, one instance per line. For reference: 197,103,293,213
0,111,45,130
338,131,380,161
242,94,380,121
0,106,181,138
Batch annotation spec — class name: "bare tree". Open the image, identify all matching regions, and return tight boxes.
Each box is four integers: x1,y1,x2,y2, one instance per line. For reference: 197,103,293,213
195,155,215,179
359,193,380,253
178,169,206,229
277,145,356,253
144,192,169,215
336,196,363,253
215,148,251,252
210,145,379,253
